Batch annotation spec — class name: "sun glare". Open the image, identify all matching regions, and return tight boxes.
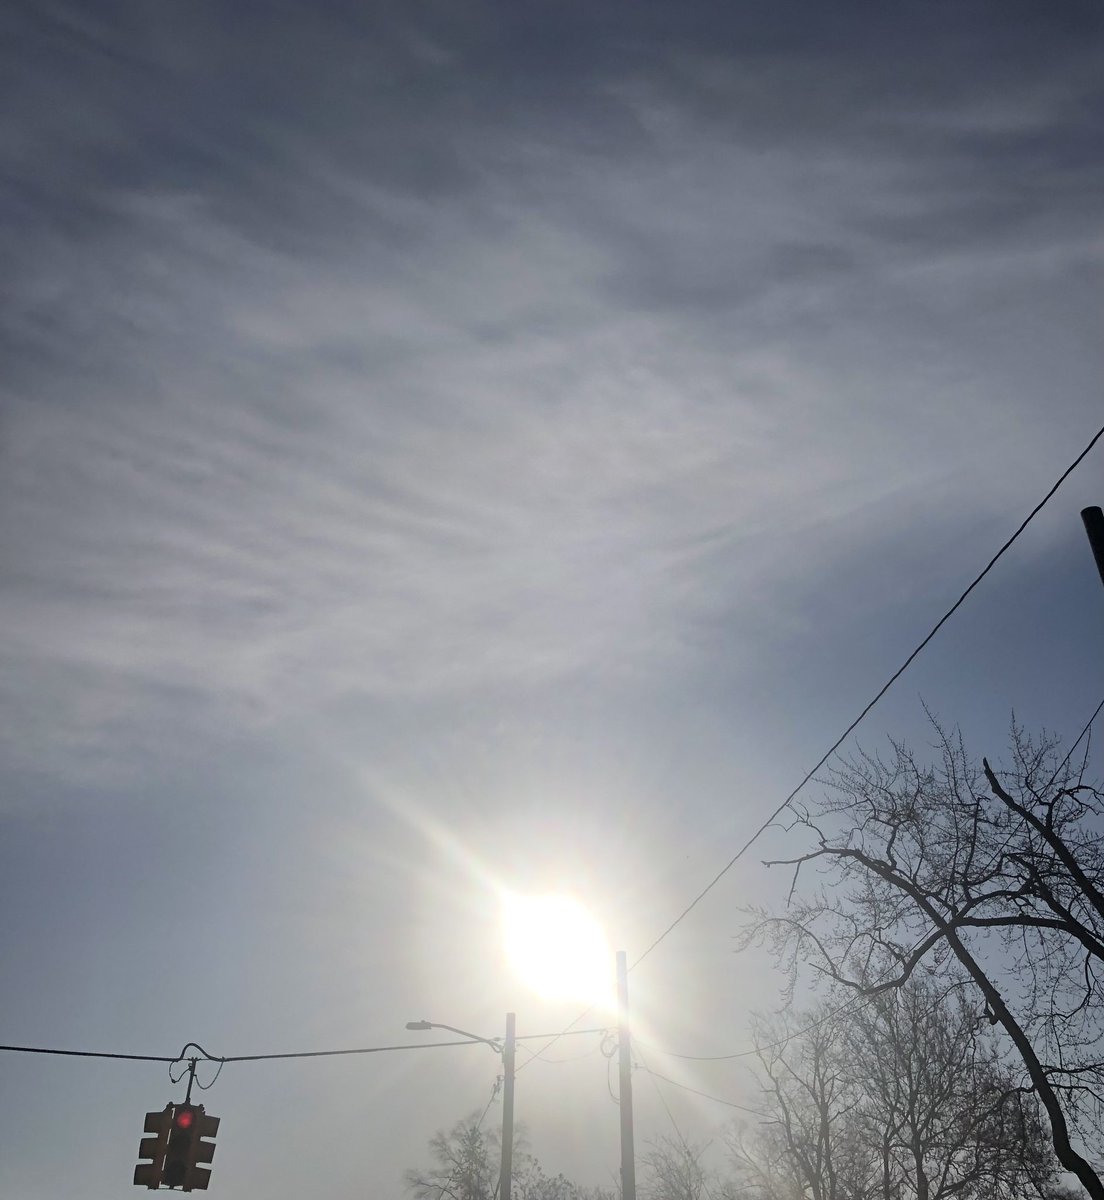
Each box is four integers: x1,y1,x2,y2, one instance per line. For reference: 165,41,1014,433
500,892,616,1010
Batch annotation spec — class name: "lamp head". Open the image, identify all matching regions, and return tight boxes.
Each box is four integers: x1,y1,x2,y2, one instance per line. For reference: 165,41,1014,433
405,1020,432,1031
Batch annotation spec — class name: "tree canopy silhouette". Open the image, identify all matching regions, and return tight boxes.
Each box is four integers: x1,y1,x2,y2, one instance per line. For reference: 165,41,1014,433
742,721,1103,1198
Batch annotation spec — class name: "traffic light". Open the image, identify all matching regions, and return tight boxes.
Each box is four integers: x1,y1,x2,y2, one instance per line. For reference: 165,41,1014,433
134,1104,173,1188
183,1106,220,1191
162,1103,220,1191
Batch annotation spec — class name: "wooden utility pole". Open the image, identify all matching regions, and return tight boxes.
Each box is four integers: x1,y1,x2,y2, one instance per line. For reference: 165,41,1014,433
500,1012,516,1200
616,951,636,1200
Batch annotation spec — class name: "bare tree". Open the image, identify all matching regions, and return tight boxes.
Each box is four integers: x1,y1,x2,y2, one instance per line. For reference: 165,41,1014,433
748,1009,877,1200
725,1120,806,1200
517,1170,616,1200
405,1113,498,1200
640,1135,712,1200
731,978,1071,1200
405,1114,615,1200
843,979,1067,1200
741,722,1103,1197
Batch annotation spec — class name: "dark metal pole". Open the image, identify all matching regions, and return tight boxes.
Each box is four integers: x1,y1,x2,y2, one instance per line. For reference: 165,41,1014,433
1082,507,1104,591
500,1012,516,1200
616,951,636,1200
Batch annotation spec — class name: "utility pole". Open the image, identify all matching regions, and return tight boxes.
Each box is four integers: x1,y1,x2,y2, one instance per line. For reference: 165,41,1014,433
616,951,636,1200
1082,506,1104,591
500,1011,516,1200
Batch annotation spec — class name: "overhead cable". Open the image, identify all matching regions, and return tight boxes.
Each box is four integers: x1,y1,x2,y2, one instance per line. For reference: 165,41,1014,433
631,419,1104,969
4,429,1100,1086
0,1026,608,1067
524,423,1104,1070
637,688,1104,1065
638,1065,764,1115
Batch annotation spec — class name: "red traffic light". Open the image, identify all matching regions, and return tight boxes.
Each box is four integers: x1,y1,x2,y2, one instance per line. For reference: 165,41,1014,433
135,1100,219,1190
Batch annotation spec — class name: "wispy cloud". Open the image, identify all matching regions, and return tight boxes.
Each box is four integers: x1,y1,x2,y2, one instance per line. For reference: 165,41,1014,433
2,2,1101,785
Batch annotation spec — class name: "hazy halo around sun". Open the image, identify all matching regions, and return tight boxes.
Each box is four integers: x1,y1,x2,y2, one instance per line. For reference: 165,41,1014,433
500,892,617,1011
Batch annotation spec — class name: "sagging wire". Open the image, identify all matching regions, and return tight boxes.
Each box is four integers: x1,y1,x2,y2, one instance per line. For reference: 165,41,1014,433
193,1060,225,1091
638,1045,723,1200
599,1029,621,1106
516,1042,599,1067
638,1064,763,1116
638,1046,684,1141
167,1043,222,1093
433,1074,501,1200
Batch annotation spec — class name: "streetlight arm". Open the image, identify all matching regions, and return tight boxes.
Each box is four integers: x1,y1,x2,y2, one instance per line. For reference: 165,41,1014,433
404,1019,502,1053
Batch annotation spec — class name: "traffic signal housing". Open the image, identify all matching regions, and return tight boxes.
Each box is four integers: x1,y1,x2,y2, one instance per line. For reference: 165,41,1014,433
134,1105,173,1188
163,1103,220,1191
186,1106,219,1191
135,1102,219,1191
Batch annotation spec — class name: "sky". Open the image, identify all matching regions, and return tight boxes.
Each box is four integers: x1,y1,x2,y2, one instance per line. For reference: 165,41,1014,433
1,1,1102,1196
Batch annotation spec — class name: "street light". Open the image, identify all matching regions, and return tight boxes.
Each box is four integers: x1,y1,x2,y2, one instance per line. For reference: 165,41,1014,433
405,1020,502,1053
405,1014,517,1200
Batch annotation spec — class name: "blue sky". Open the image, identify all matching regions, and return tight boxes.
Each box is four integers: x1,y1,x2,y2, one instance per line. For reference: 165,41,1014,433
1,2,1102,1196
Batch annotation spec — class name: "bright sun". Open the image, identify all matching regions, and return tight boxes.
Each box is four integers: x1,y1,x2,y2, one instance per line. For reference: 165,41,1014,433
500,892,616,1009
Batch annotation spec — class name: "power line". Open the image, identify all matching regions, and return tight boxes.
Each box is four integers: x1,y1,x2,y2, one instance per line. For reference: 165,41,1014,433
515,1028,608,1043
5,433,1100,1092
639,1052,723,1200
524,690,1104,1077
638,987,876,1067
637,689,1104,1066
225,1026,608,1062
220,1039,491,1063
634,1041,763,1063
433,1076,502,1200
638,1065,764,1116
0,1045,178,1063
631,419,1104,969
515,1041,601,1066
0,1027,608,1067
474,1078,500,1131
638,1047,688,1143
0,1038,490,1064
513,1010,600,1076
525,424,1104,1072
